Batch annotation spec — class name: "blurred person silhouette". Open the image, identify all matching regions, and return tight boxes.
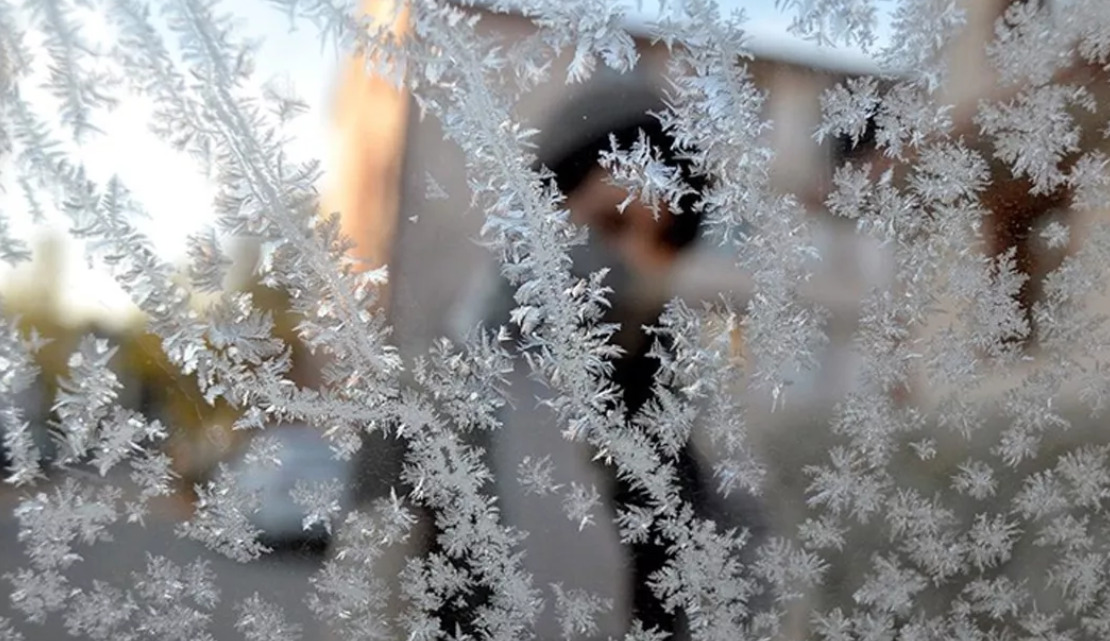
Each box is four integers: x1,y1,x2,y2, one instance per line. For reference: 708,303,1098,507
445,73,762,640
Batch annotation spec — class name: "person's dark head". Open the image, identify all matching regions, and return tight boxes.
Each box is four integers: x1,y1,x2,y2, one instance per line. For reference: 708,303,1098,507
532,76,707,401
532,75,706,275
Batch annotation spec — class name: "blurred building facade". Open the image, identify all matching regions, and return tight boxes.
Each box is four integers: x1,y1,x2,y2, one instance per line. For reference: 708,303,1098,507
324,1,1110,638
326,2,899,638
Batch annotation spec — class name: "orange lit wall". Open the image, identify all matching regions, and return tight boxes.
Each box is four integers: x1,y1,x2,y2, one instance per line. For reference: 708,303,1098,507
322,0,410,305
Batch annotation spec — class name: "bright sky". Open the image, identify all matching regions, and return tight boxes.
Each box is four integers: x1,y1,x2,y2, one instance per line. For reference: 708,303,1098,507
1,0,892,327
629,0,893,72
1,3,344,326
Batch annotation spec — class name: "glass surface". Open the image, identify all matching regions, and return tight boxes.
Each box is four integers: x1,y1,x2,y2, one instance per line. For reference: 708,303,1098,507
4,1,1110,640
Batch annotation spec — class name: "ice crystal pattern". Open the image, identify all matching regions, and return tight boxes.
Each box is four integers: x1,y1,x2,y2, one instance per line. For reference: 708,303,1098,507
4,0,1110,640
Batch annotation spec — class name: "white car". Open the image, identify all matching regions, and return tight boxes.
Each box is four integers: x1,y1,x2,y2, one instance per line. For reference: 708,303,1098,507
221,423,352,552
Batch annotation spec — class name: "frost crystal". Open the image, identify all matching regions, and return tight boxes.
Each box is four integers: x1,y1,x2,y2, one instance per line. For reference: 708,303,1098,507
5,0,1110,639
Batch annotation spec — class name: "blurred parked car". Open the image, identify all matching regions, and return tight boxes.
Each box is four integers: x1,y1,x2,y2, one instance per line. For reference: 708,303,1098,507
221,423,352,551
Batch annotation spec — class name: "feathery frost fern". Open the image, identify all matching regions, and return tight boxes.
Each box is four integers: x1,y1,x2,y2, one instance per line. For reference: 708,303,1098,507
4,0,1110,639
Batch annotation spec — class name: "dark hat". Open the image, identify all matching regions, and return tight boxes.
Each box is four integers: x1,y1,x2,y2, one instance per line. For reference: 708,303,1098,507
532,73,705,249
533,74,666,177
